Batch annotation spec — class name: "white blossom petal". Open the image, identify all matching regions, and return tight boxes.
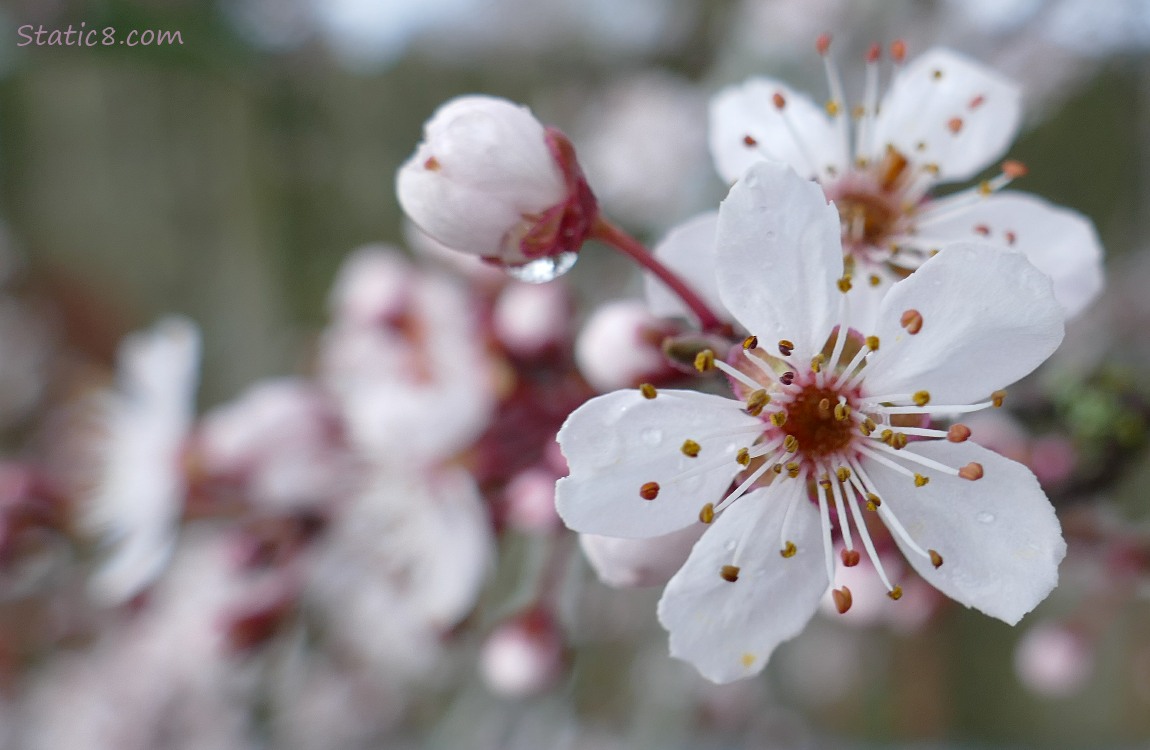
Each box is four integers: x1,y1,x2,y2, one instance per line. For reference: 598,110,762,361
864,243,1064,404
657,487,827,683
556,389,759,538
643,211,724,321
863,441,1064,625
715,161,843,362
709,78,846,183
872,48,1021,182
917,191,1104,320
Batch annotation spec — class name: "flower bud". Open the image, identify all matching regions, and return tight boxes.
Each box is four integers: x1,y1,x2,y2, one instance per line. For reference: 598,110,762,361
397,95,597,272
1014,622,1093,697
575,300,678,392
492,281,572,358
479,609,565,698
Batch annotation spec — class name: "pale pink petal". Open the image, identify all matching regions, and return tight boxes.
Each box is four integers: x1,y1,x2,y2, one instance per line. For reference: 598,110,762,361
579,523,706,588
715,161,843,363
556,389,759,538
709,78,847,183
864,243,1064,405
643,211,724,321
862,441,1064,625
917,191,1104,320
872,48,1021,183
657,487,828,683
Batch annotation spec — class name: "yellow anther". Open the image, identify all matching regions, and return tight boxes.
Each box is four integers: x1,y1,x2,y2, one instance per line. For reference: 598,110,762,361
639,383,657,399
720,565,740,582
833,403,851,421
778,339,795,357
913,473,929,487
891,432,908,450
929,549,944,568
859,422,874,437
913,390,931,407
783,435,799,453
741,653,755,667
880,429,894,444
865,335,880,351
931,68,943,80
745,389,770,416
640,482,660,500
825,99,841,116
811,353,826,373
818,398,832,414
978,180,992,196
835,467,851,483
992,389,1007,408
837,275,853,293
694,349,715,373
681,439,701,458
924,163,940,176
771,463,783,474
742,335,758,350
780,541,797,558
785,461,800,478
818,477,832,489
865,493,881,511
869,274,882,287
699,503,715,524
888,585,904,600
736,448,751,467
852,106,866,120
863,418,876,431
770,411,787,427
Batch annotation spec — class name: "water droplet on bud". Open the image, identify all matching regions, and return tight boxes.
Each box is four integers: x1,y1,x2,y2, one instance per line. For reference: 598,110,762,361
506,252,577,283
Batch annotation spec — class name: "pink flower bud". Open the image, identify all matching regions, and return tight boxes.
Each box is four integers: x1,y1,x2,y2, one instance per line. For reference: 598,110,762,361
575,300,678,392
579,523,704,588
492,281,572,358
1014,622,1093,697
502,468,561,534
397,96,597,271
479,610,565,698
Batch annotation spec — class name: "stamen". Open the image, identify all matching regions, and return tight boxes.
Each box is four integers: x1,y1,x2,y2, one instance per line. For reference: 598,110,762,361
829,470,855,558
832,586,853,614
888,586,904,600
639,482,660,500
839,465,897,592
855,45,882,163
992,390,1007,408
900,309,923,334
745,389,770,416
818,33,851,169
777,469,806,557
681,439,701,458
639,383,657,399
699,503,715,524
814,470,837,585
742,348,801,392
714,456,776,513
778,339,795,357
713,358,766,392
947,424,972,442
742,335,758,350
769,91,823,177
913,390,931,407
720,565,740,582
694,349,715,372
958,462,984,480
850,458,932,562
870,400,996,415
929,549,944,568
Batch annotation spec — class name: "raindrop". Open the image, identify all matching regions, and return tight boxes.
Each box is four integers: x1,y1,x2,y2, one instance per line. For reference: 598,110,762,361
506,252,578,284
976,511,995,524
640,428,662,447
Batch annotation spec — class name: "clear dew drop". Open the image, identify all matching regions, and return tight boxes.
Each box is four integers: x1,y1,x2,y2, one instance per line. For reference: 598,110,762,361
976,511,996,524
640,427,663,447
505,252,578,284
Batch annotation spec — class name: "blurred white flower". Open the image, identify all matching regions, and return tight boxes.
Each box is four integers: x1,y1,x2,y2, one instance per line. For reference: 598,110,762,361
83,316,201,605
194,378,353,513
492,281,572,359
1015,621,1094,697
575,300,678,392
319,247,494,466
479,609,565,698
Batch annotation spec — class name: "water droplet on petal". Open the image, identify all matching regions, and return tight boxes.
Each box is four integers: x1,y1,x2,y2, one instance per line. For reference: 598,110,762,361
977,511,995,524
724,540,737,552
506,253,578,284
640,428,662,447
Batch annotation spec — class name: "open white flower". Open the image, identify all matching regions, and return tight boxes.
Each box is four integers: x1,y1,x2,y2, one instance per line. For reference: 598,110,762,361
649,43,1102,323
558,162,1067,683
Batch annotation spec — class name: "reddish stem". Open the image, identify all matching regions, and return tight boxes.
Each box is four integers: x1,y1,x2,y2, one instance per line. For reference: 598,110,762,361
590,217,728,335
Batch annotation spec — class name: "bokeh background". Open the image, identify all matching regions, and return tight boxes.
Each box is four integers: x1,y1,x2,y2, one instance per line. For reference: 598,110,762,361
0,0,1148,748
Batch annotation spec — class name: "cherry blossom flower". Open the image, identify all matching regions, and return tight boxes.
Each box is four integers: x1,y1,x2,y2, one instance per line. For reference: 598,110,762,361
82,317,201,604
650,42,1102,323
397,95,597,278
557,162,1067,683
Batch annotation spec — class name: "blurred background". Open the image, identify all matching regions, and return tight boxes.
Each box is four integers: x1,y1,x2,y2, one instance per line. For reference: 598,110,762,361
0,0,1148,748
